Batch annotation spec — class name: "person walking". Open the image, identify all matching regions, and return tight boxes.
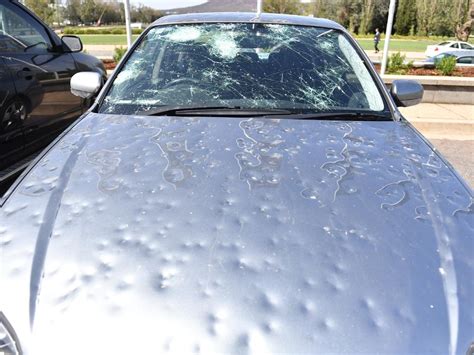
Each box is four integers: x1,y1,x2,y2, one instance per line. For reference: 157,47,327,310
374,28,381,53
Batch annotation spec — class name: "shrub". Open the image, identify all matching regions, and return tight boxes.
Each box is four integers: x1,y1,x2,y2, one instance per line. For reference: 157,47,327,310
387,52,413,74
387,52,405,73
435,56,457,76
113,46,127,63
61,27,144,35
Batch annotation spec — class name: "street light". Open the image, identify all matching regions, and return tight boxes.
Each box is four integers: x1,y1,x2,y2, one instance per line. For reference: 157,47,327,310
123,0,132,48
257,0,262,15
380,0,396,76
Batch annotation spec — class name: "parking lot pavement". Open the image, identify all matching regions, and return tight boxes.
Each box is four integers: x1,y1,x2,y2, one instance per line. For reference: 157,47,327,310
430,139,473,187
400,103,474,187
84,45,119,58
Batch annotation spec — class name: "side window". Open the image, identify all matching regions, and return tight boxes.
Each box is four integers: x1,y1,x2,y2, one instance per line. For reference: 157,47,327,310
0,3,51,53
458,57,473,64
449,43,459,48
460,43,472,50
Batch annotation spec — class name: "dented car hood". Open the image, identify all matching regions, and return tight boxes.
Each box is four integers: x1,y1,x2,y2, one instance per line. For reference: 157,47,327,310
0,113,473,354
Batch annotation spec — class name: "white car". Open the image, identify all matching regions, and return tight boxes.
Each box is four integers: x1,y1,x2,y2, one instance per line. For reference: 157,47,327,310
425,40,474,57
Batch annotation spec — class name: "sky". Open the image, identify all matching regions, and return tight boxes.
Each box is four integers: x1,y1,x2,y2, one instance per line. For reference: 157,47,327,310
132,0,208,10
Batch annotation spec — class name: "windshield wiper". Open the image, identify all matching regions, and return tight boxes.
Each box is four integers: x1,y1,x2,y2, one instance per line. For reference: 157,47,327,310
138,106,391,121
273,111,392,121
139,106,293,117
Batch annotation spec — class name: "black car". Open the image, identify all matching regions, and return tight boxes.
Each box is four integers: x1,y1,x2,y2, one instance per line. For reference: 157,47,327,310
0,0,105,188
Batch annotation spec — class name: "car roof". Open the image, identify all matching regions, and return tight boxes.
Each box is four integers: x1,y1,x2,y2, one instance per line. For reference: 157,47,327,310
152,12,345,31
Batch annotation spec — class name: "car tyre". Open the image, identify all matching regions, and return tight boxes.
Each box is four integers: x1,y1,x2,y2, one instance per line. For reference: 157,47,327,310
0,97,28,130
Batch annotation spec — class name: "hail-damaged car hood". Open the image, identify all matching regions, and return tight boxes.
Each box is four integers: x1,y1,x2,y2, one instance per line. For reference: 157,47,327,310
0,113,473,354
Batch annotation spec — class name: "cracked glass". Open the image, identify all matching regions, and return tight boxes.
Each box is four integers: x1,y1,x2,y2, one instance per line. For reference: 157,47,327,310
99,23,386,115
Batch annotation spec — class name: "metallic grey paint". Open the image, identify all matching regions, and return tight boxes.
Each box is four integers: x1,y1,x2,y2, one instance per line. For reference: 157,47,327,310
1,112,473,354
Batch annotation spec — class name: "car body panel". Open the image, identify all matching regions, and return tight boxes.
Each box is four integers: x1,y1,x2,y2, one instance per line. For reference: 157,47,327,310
425,41,474,58
0,56,25,168
3,51,83,154
1,112,473,354
152,11,346,30
0,0,105,175
421,51,474,68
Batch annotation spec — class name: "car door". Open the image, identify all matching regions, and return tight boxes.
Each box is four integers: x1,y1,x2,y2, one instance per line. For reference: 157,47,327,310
0,56,24,171
457,56,474,64
0,1,82,156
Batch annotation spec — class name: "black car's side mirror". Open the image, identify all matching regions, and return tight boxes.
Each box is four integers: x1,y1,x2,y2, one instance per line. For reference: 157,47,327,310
390,79,424,107
61,35,83,53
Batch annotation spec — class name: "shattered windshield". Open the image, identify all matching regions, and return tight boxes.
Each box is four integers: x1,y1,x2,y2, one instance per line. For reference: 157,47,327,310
99,23,386,115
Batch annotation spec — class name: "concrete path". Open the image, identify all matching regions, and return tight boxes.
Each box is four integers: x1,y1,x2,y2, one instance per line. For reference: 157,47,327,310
400,103,473,187
84,45,119,58
366,51,426,62
400,103,474,140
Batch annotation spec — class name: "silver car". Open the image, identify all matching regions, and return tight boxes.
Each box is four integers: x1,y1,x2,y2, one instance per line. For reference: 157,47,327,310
1,13,473,355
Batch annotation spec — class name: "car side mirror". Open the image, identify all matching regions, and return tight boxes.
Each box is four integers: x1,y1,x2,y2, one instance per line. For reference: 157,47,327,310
62,35,83,53
390,79,424,107
71,72,103,98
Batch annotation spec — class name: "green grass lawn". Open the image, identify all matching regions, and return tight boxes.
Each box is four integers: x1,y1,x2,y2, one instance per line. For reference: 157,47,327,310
355,39,441,52
357,39,473,51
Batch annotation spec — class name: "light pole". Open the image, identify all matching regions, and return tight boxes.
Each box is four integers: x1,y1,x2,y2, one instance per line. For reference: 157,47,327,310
123,0,132,48
380,0,396,76
257,0,262,15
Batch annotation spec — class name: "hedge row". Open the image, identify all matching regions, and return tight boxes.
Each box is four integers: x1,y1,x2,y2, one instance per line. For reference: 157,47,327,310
63,27,144,35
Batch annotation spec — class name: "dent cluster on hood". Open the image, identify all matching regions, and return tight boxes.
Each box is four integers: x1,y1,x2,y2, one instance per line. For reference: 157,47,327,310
0,113,473,355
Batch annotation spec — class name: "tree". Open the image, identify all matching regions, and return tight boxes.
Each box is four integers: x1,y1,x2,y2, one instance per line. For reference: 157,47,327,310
65,0,81,25
131,4,163,23
395,0,417,35
455,1,474,41
263,0,303,15
360,0,376,34
80,0,101,25
25,0,55,25
431,0,456,36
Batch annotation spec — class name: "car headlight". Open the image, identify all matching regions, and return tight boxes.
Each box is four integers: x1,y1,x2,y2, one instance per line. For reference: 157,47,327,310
0,312,21,355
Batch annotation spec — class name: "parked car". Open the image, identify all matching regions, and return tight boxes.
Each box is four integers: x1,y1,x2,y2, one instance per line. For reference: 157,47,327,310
425,40,474,57
1,12,473,355
0,0,106,189
413,51,474,68
422,51,474,68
